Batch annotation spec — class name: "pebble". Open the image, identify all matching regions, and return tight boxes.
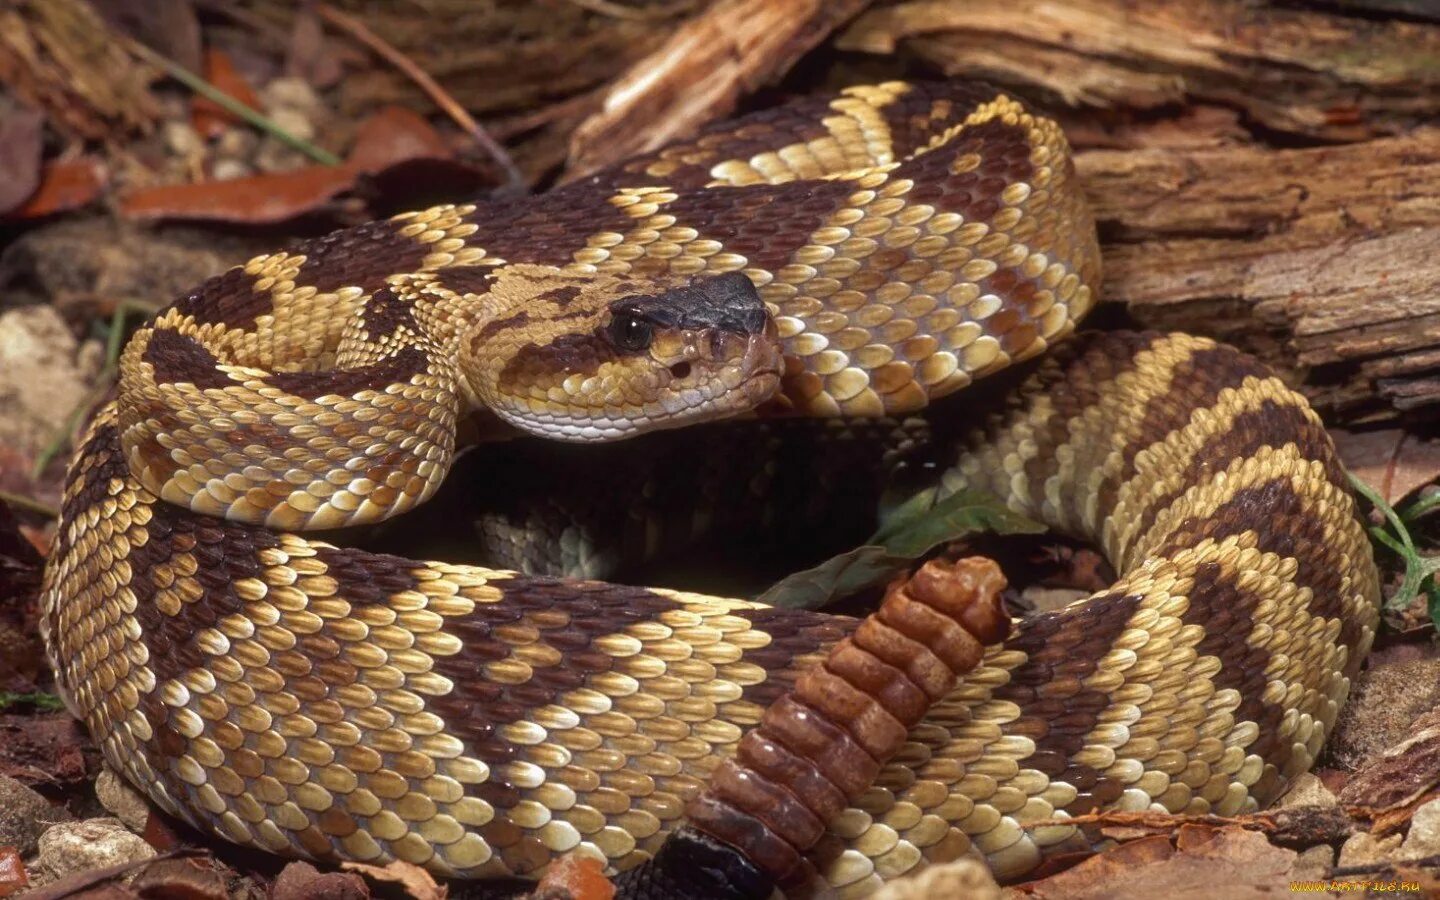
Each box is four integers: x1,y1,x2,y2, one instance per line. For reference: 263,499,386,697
1402,797,1440,857
1337,829,1402,867
95,767,151,832
0,775,69,855
34,819,156,884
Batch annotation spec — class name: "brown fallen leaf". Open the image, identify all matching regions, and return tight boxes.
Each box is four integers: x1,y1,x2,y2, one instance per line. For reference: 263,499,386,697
190,48,262,139
1013,825,1297,899
1333,428,1440,506
131,856,229,900
0,847,27,899
271,862,368,900
339,860,445,900
119,164,358,224
121,105,489,224
348,106,451,174
5,157,107,219
0,107,45,216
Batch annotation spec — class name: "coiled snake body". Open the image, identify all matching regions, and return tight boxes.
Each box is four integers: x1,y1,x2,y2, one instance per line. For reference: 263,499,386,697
40,82,1379,895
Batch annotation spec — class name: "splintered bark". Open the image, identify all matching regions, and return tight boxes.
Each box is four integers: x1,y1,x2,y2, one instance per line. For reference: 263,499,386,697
1082,131,1440,424
839,0,1440,142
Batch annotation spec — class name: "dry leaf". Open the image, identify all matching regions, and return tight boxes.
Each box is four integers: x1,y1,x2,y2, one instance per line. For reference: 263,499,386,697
121,105,487,224
0,846,28,899
348,106,451,174
6,157,107,219
271,862,368,900
119,164,358,224
340,860,445,900
190,49,262,139
1015,825,1297,899
131,856,229,900
1333,428,1440,506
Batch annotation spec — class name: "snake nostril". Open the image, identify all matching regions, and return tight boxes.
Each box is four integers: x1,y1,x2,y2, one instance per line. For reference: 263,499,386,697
669,362,692,379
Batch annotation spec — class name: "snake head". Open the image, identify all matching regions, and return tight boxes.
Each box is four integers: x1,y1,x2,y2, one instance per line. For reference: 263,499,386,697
468,269,783,442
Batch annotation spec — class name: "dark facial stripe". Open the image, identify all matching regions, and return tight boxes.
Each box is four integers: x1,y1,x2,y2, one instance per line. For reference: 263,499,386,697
993,590,1145,813
264,346,429,400
498,330,611,385
143,328,235,390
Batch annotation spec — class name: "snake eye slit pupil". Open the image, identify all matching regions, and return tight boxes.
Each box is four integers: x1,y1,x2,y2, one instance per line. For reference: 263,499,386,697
610,314,654,352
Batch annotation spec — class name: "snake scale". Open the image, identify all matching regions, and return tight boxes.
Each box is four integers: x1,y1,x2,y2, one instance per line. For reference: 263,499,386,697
40,81,1379,896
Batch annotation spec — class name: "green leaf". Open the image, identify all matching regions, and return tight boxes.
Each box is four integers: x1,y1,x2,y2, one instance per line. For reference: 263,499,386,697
757,545,909,610
871,487,1044,557
1349,472,1440,619
0,691,65,712
759,488,1043,610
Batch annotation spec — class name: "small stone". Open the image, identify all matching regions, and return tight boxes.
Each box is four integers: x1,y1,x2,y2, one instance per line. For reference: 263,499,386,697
0,775,68,855
1402,797,1440,857
35,818,156,884
1289,844,1334,882
210,158,253,182
1337,829,1402,867
0,306,103,458
1277,772,1338,808
261,77,324,118
162,121,204,158
96,767,151,832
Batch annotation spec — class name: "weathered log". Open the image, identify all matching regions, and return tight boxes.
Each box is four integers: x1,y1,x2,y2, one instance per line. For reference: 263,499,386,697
838,0,1440,142
1081,131,1440,423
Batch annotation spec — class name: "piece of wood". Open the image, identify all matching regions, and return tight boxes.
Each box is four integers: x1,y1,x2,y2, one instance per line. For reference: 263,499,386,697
565,0,872,178
1081,131,1440,422
838,0,1440,142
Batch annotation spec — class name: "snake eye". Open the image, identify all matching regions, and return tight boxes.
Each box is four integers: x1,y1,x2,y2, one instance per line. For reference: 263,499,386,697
608,313,654,352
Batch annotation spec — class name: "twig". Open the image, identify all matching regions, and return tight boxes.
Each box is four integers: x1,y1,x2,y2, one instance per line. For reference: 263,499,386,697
560,0,697,21
124,38,343,166
1329,853,1440,877
315,3,525,190
0,489,58,519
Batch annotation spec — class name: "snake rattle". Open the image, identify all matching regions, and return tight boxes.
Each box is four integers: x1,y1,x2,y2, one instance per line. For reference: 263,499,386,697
40,81,1379,896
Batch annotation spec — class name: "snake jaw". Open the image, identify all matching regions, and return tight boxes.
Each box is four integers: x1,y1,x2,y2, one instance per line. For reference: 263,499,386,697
470,270,784,442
